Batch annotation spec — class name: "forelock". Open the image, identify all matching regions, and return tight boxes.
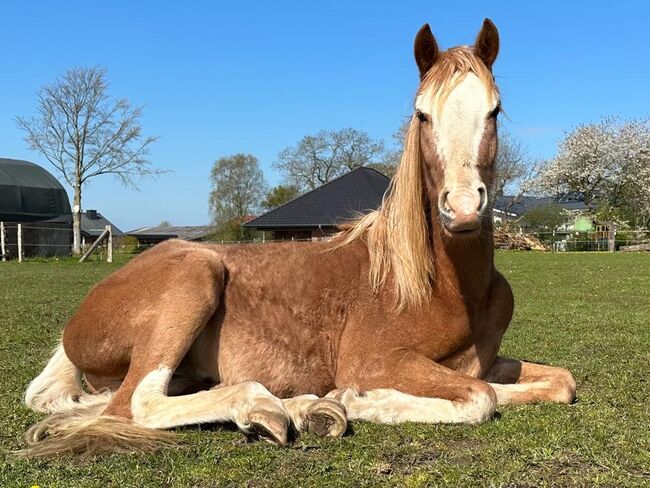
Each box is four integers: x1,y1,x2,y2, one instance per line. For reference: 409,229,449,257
417,47,498,114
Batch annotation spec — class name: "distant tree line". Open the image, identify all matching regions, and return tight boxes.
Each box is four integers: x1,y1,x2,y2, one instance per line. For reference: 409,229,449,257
19,66,649,246
212,113,650,241
208,122,532,240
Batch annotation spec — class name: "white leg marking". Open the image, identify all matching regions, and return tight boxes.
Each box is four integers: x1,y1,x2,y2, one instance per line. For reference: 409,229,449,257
489,380,575,405
488,381,549,405
328,387,496,425
131,366,287,434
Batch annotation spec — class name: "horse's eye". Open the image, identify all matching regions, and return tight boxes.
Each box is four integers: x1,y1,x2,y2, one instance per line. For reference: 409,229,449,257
488,103,501,119
416,110,429,123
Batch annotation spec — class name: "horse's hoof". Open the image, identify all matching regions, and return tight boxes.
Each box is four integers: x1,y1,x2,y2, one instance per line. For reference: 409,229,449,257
248,408,290,446
306,398,347,438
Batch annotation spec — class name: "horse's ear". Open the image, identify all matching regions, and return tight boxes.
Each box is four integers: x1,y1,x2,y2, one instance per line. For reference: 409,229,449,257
474,18,499,69
414,24,439,79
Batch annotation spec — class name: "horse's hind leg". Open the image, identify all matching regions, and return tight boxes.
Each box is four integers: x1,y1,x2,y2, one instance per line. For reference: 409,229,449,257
484,356,576,405
282,395,347,437
98,248,291,445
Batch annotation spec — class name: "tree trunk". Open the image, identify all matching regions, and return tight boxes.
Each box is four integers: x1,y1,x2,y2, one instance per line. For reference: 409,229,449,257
72,184,82,256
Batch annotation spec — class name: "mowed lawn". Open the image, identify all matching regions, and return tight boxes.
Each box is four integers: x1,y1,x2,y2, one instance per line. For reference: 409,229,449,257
0,252,648,487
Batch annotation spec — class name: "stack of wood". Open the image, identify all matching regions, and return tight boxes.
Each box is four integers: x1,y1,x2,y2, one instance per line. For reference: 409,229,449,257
493,227,547,251
620,243,650,252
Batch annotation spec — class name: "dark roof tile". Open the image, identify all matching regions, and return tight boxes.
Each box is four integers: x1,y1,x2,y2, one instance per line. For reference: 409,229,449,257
494,195,588,216
127,225,216,241
81,211,124,236
244,167,390,228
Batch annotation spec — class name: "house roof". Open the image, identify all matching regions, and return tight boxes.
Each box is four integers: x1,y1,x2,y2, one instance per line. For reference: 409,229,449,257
243,167,390,229
81,211,124,237
127,225,216,241
494,195,588,217
0,158,71,222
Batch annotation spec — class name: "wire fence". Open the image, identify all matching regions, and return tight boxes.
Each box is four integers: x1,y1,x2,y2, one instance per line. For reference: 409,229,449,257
1,222,649,262
507,229,650,252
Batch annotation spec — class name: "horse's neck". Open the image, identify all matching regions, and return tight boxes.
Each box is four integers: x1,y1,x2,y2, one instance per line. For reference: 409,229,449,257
430,215,495,302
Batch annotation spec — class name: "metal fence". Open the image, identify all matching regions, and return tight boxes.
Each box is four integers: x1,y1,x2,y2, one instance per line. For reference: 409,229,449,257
2,223,649,262
509,229,650,252
0,222,73,261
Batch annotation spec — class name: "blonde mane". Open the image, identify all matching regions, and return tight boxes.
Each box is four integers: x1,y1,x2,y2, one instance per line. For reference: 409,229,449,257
336,47,498,310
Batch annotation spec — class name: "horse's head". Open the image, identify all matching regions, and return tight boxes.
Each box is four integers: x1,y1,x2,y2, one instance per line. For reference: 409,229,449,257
414,19,500,239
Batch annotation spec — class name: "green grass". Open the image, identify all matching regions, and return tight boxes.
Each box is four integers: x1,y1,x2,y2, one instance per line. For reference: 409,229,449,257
1,252,648,487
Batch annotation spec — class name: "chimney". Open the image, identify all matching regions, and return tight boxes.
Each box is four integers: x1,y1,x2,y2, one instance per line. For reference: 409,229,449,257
87,209,98,220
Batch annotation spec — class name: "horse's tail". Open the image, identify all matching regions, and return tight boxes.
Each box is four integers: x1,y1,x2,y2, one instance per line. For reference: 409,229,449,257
19,343,177,458
25,343,109,414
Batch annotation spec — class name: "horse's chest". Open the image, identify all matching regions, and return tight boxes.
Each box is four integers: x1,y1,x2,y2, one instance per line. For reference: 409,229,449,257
430,315,474,360
409,302,475,361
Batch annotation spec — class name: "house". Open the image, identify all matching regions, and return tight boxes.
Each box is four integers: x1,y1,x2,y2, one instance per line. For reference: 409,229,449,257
492,194,588,224
494,194,618,251
243,167,390,240
80,210,124,247
0,158,71,258
127,225,217,245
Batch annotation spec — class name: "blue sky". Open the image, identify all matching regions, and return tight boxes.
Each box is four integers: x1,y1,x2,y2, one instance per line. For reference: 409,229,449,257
2,1,650,230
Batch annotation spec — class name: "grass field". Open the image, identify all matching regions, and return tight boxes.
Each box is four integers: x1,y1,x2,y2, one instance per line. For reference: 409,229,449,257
0,252,648,487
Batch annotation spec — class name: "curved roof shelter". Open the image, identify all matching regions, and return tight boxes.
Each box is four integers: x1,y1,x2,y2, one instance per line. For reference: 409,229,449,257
0,158,71,222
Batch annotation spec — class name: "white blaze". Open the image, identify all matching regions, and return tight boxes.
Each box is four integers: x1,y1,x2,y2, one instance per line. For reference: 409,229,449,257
415,73,496,189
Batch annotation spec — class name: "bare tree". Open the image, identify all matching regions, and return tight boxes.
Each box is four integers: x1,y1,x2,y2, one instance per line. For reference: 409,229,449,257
16,67,161,255
275,128,384,191
209,154,266,240
494,129,529,197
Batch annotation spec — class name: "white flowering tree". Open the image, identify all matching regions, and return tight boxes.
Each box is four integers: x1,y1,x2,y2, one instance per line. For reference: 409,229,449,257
535,117,650,228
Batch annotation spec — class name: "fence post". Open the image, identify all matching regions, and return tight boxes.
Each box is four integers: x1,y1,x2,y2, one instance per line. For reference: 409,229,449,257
17,223,23,262
0,221,5,262
552,230,556,253
106,225,113,263
608,228,616,252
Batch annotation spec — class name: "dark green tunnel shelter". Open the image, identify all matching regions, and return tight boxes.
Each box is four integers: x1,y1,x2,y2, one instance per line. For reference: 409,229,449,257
0,158,71,222
0,158,71,258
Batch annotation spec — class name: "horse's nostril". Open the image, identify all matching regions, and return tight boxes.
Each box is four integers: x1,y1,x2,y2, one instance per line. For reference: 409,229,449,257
477,186,487,212
440,191,453,218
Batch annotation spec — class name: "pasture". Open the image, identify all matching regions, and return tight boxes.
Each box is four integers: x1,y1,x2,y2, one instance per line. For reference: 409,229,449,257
0,252,648,487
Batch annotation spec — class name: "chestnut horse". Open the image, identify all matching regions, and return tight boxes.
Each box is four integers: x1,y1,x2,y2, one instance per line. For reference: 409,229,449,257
22,19,575,457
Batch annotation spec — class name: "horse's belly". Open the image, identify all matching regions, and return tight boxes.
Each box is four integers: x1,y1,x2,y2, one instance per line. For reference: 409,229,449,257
218,346,336,398
216,318,338,398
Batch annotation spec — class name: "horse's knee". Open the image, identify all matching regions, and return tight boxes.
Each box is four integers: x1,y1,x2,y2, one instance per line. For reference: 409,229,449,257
463,381,497,423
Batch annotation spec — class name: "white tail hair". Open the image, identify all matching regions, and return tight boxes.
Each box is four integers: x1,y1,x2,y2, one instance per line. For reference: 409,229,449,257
19,343,176,458
25,343,112,414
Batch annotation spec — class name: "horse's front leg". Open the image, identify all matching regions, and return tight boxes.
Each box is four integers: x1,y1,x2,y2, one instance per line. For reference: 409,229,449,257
484,356,576,405
330,348,498,424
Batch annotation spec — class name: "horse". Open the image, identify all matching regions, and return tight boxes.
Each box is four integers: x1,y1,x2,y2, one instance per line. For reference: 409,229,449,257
22,19,576,457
